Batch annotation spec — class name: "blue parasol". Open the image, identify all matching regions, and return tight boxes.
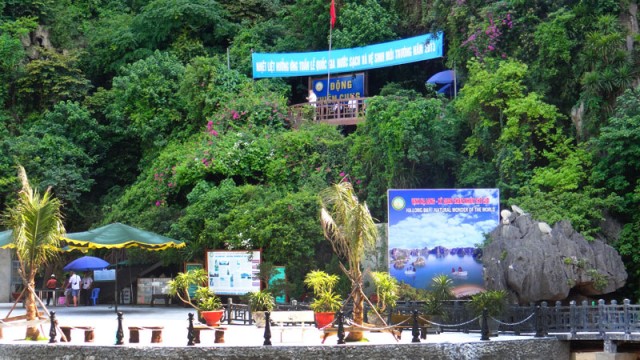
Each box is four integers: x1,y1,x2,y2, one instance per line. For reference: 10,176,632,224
63,255,110,272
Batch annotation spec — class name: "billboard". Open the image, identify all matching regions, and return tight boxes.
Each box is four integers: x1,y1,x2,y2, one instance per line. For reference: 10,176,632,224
252,32,443,78
206,250,261,295
311,73,365,101
387,189,500,297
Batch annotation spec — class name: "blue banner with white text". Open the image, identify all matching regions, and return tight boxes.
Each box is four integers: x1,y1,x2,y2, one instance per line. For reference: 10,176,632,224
252,32,443,78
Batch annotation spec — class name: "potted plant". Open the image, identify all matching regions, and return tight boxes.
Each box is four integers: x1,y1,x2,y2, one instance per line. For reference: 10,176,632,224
167,269,224,326
369,271,399,325
469,289,507,336
247,289,275,327
304,270,342,328
422,274,455,333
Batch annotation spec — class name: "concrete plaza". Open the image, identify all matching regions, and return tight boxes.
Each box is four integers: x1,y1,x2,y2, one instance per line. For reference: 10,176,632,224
0,302,536,347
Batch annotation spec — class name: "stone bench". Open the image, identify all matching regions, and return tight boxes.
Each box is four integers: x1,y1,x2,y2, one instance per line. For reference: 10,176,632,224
269,311,316,343
128,326,164,343
191,324,227,344
60,325,95,343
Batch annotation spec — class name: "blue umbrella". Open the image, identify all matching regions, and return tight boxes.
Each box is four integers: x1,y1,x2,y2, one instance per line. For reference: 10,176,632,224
63,255,110,272
426,70,455,84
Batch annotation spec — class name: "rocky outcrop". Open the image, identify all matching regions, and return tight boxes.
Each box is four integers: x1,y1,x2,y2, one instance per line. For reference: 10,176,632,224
483,211,627,304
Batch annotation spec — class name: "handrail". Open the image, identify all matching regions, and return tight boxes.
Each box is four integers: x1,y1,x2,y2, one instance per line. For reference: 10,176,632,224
351,298,640,337
287,97,367,128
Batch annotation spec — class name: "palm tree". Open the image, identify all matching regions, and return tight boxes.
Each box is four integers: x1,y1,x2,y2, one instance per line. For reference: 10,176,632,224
3,166,64,340
320,180,377,341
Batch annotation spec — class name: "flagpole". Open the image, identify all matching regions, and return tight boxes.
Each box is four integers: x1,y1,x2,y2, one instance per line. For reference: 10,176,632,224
327,0,335,100
327,14,332,99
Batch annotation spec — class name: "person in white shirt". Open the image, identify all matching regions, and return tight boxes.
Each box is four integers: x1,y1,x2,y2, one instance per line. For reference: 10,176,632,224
307,89,317,120
82,272,94,306
69,271,82,307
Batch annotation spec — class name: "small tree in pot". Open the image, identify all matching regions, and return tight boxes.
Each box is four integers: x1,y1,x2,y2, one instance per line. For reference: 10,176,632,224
304,270,342,328
247,289,275,327
167,268,224,326
469,289,507,336
369,271,399,325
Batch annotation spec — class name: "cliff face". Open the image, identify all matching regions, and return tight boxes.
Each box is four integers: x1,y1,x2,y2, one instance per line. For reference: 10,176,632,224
483,212,627,304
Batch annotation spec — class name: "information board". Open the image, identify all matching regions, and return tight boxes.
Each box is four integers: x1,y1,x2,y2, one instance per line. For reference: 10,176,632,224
206,250,261,295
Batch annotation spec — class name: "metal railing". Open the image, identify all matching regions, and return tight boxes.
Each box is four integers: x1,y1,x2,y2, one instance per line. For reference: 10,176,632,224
357,298,640,337
287,97,366,128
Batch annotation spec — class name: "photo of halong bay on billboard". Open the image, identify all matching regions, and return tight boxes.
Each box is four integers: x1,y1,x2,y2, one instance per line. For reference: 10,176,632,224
387,189,500,297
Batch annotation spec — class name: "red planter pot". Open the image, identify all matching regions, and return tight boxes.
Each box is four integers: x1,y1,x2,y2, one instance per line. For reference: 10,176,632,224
314,312,335,329
200,310,224,326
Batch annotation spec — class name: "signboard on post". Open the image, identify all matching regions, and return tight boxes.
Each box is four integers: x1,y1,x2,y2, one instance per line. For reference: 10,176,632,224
206,250,261,295
310,73,365,101
387,189,500,297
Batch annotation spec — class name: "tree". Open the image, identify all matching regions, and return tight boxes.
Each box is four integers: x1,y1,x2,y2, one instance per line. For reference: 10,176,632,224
350,92,457,218
331,0,398,49
320,180,377,341
2,165,64,340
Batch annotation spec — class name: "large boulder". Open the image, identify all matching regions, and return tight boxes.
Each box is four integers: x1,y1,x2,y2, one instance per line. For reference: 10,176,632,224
483,211,627,304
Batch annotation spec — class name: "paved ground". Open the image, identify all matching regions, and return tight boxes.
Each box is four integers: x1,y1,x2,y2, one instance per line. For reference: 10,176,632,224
0,302,536,347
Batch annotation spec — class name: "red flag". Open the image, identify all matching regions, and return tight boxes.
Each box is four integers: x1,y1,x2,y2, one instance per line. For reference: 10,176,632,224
330,0,336,28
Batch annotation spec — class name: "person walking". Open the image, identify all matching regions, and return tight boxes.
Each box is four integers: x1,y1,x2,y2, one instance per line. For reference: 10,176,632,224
69,271,82,307
82,272,94,306
45,274,57,306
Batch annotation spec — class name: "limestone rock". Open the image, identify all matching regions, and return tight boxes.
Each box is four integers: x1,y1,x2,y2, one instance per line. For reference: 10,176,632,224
483,212,627,304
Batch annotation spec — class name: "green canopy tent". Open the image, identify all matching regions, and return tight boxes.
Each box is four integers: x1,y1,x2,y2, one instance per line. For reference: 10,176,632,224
64,223,185,311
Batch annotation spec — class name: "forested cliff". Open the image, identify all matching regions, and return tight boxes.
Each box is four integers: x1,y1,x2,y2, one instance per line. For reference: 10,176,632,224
0,0,638,299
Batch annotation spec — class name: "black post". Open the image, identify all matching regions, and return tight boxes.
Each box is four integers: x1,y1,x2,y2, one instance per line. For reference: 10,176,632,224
187,313,195,346
480,308,490,341
535,306,544,337
411,309,420,343
115,311,124,345
227,298,232,325
48,311,57,343
114,251,119,313
337,311,345,345
263,311,272,346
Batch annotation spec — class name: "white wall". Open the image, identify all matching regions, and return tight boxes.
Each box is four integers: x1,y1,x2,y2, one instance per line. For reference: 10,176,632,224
0,249,12,302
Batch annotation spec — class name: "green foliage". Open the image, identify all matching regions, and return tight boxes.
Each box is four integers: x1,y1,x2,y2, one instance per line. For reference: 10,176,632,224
304,270,342,313
167,268,223,311
423,274,454,317
247,289,275,312
469,289,507,317
396,281,429,301
351,94,457,217
132,0,236,51
17,49,91,112
80,11,141,80
228,19,287,76
110,51,186,149
370,271,399,313
455,59,563,196
591,86,640,205
586,268,608,292
331,0,397,49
